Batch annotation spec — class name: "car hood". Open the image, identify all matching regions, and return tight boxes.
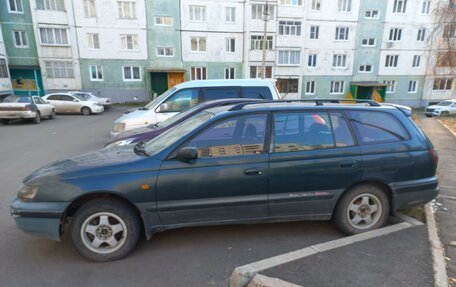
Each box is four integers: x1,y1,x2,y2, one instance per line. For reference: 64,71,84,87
427,105,442,109
24,146,159,183
115,109,153,123
106,126,162,146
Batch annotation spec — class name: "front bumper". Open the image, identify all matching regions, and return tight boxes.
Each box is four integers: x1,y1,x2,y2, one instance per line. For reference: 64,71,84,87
10,198,69,241
424,110,441,117
390,176,439,210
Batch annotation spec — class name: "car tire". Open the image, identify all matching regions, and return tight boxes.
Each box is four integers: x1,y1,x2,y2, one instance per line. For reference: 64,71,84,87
49,110,56,120
33,112,41,124
425,115,432,118
333,184,389,235
69,198,141,262
81,107,91,116
1,119,8,124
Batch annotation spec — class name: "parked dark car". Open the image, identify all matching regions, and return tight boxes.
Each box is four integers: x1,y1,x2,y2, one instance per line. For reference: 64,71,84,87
105,98,266,148
10,100,439,262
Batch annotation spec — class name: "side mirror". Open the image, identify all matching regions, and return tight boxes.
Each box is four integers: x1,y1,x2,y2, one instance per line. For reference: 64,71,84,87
176,147,198,162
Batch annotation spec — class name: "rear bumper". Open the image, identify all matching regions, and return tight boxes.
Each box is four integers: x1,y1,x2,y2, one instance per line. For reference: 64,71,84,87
0,111,36,119
390,176,439,210
10,199,69,241
92,106,104,114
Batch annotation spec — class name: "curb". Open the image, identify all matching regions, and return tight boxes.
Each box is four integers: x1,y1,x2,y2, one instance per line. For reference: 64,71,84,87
230,216,421,287
247,274,301,287
425,202,449,287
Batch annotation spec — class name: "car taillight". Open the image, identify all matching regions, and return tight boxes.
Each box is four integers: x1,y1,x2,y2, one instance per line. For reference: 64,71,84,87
24,105,32,111
430,149,438,165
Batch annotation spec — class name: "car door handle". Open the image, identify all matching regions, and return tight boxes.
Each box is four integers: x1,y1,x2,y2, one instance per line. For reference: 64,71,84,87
338,160,358,168
244,168,263,176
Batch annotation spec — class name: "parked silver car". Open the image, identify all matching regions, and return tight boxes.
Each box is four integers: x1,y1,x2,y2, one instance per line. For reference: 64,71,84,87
0,95,55,124
68,91,111,108
43,93,104,115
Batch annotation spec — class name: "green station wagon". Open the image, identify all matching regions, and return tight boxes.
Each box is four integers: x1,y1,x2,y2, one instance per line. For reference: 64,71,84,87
10,100,439,261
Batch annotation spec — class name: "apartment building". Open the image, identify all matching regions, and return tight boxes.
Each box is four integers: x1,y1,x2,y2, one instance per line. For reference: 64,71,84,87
0,24,13,99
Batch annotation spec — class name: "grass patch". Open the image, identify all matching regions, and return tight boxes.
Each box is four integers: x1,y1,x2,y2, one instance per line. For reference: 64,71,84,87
113,101,149,107
400,205,426,223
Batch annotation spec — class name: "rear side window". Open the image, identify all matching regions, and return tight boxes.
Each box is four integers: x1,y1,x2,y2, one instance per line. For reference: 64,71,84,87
61,95,74,101
242,87,273,99
273,112,334,153
346,111,408,144
47,95,62,100
202,87,240,101
330,113,355,147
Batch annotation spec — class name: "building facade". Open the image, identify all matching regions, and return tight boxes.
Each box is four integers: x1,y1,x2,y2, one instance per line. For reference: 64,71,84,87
0,23,13,99
0,0,454,105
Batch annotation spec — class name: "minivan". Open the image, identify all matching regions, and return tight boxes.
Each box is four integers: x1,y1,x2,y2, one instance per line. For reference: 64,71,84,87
110,79,280,136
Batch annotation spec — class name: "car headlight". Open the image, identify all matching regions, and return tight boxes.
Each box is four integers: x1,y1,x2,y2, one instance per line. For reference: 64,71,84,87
105,138,135,148
18,185,39,201
112,123,126,133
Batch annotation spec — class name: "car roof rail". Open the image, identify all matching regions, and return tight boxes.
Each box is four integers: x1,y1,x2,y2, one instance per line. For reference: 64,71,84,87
228,98,380,111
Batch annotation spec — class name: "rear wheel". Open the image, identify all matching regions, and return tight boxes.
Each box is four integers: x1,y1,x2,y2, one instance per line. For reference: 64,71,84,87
33,112,41,124
333,184,389,235
49,109,56,119
69,198,141,262
1,119,8,124
81,107,91,116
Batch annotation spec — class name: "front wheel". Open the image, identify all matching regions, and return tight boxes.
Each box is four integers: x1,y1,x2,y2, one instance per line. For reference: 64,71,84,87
1,119,8,124
81,107,91,116
69,198,141,262
333,184,389,235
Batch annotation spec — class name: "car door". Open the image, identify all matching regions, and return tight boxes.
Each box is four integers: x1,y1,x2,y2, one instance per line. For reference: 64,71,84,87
155,88,200,124
45,94,64,112
268,111,362,217
61,95,81,113
33,97,51,116
156,113,270,225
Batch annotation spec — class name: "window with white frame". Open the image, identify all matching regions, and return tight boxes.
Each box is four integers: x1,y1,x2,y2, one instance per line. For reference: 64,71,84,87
421,0,431,14
278,50,300,65
361,38,376,46
338,0,352,12
39,28,69,45
412,55,421,67
7,0,23,13
154,16,173,26
118,1,136,19
45,61,74,78
87,33,99,49
279,0,302,5
36,0,64,11
389,28,402,41
225,67,235,79
0,59,8,78
191,37,206,52
13,30,28,48
330,81,345,94
311,0,321,10
190,5,206,21
385,55,399,67
333,54,347,68
310,26,319,39
393,0,407,13
225,7,235,23
156,47,174,57
279,21,301,36
83,0,96,17
123,66,141,81
305,81,316,95
365,9,379,18
120,34,138,50
408,80,417,93
384,80,396,93
191,66,207,80
359,64,373,73
417,28,426,41
308,54,317,67
433,78,453,90
225,38,235,53
251,4,274,20
335,27,349,40
249,66,272,78
90,65,103,81
251,35,273,50
443,24,456,38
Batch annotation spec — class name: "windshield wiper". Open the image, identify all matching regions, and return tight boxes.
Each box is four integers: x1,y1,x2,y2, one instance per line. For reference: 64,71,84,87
133,141,148,156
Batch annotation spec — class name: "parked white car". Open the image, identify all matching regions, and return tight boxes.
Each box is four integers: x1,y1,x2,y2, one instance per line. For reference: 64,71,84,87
425,100,456,117
0,95,55,124
43,93,104,115
68,91,111,108
110,79,280,136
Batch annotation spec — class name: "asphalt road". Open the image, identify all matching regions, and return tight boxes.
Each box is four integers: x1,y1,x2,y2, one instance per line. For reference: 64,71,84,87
0,107,344,287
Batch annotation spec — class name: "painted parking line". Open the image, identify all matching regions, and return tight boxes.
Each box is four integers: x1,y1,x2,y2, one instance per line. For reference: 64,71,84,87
230,215,422,287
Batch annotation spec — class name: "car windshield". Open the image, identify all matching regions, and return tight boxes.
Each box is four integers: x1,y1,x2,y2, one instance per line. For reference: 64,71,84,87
144,87,177,109
436,101,453,106
144,111,214,156
74,95,86,101
2,95,31,103
153,103,205,128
